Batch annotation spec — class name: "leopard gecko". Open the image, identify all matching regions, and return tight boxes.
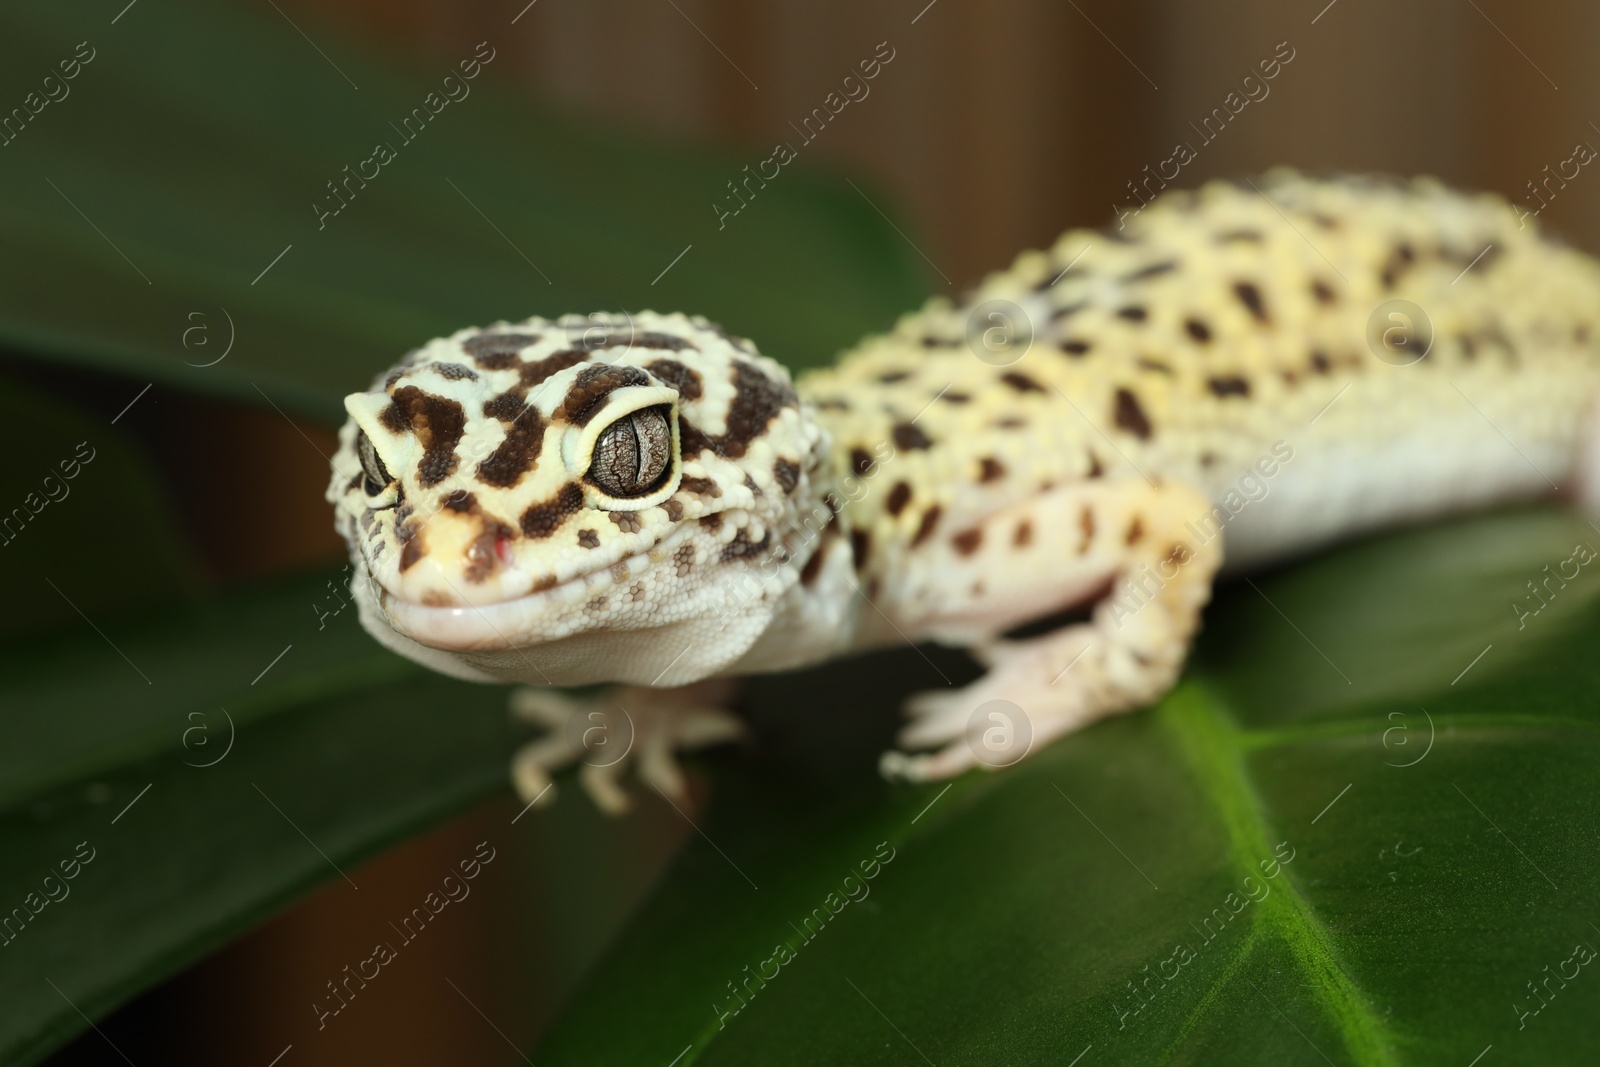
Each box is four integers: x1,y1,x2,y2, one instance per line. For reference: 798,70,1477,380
327,170,1600,812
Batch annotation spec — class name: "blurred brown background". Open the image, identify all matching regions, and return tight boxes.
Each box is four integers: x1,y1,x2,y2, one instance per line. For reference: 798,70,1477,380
53,0,1600,1063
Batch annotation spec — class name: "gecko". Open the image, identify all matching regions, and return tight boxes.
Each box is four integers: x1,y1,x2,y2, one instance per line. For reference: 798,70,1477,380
327,169,1600,812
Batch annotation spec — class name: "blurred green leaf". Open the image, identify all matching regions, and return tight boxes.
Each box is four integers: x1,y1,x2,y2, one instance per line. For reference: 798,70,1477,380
0,372,202,639
0,569,519,1066
0,0,930,424
535,507,1600,1067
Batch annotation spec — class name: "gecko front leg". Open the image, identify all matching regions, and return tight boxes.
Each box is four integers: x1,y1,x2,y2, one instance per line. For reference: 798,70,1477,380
510,678,744,813
881,479,1222,781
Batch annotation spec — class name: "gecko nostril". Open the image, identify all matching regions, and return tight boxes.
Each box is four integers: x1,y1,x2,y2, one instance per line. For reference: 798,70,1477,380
495,533,517,565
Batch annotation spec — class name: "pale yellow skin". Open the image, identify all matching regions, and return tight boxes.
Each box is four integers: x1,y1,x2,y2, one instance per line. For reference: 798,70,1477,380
330,171,1600,810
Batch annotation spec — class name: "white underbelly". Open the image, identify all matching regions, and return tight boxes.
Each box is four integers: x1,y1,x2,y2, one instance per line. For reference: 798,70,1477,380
1206,377,1585,574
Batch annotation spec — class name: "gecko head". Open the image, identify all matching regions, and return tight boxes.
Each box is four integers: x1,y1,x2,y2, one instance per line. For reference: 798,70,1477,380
326,312,828,686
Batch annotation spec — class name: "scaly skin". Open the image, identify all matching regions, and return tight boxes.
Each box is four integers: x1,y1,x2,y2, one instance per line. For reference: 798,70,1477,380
328,170,1600,807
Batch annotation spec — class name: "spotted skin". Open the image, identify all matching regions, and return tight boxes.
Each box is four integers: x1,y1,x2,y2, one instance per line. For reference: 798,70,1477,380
329,172,1600,805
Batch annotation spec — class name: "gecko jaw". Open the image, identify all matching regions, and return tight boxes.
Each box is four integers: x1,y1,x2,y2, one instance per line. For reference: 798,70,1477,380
370,525,692,653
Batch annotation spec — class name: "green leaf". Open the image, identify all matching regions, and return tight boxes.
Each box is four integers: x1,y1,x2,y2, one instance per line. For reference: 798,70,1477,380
0,0,929,424
0,371,203,639
535,506,1600,1066
0,569,520,1066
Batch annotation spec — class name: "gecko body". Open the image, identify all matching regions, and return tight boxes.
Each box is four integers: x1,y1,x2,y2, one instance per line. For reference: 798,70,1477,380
328,171,1600,805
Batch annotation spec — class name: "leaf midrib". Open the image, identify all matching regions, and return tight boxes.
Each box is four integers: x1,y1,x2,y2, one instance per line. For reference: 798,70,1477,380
1160,682,1402,1066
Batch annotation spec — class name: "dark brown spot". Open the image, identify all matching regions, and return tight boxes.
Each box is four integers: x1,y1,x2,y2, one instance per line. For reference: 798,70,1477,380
647,358,703,401
463,332,540,368
799,545,827,587
1233,281,1269,324
878,370,911,383
1200,451,1217,467
1310,349,1331,374
851,448,876,477
609,511,643,533
1051,302,1087,320
556,364,653,426
1184,318,1212,343
1208,375,1251,398
887,481,912,516
978,457,1006,483
1125,517,1144,545
1113,388,1152,440
380,386,467,488
674,543,696,572
921,336,960,348
721,527,771,561
1310,279,1337,306
432,362,478,381
997,416,1027,429
476,405,547,489
574,329,694,353
699,513,723,532
943,391,972,404
1013,520,1033,548
680,475,721,498
1164,543,1190,569
1137,357,1173,376
1060,339,1092,356
773,458,800,494
814,397,851,411
1124,261,1178,282
674,361,798,459
400,534,425,575
577,528,600,549
892,423,932,450
952,528,983,556
662,499,684,521
1311,213,1339,231
519,482,584,539
1078,506,1095,553
1001,371,1045,394
441,490,476,513
1086,451,1104,478
850,529,871,569
1116,305,1148,323
912,505,942,547
519,349,590,389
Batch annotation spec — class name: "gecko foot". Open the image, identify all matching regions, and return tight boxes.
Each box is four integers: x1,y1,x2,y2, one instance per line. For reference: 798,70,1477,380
879,626,1102,782
508,678,743,814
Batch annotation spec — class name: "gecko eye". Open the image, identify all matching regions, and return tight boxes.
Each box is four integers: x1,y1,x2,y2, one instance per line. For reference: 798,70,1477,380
588,405,673,498
356,430,393,496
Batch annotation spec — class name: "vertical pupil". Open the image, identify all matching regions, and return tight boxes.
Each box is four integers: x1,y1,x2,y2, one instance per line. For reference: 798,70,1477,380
613,417,641,488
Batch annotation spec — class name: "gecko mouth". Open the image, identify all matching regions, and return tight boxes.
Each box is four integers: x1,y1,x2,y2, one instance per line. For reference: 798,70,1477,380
369,526,690,652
